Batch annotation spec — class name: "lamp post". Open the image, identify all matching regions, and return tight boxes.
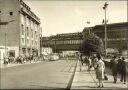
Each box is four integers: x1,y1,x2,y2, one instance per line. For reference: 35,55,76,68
103,2,108,56
87,21,91,35
0,20,15,57
127,0,128,58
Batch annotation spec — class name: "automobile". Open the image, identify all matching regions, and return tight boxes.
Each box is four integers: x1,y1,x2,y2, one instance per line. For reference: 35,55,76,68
50,54,59,61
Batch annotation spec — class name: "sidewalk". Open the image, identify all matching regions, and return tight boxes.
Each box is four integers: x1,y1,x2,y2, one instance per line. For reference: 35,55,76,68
71,61,128,90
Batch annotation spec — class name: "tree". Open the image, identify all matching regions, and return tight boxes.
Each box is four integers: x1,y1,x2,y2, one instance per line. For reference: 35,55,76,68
81,33,104,56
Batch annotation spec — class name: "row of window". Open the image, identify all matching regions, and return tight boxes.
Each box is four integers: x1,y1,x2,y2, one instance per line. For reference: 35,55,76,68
56,40,82,44
21,38,38,46
20,14,38,29
0,11,13,16
21,24,38,39
42,40,83,45
96,30,127,39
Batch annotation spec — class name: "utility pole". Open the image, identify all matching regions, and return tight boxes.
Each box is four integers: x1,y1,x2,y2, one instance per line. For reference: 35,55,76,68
87,21,91,35
5,32,7,57
103,2,108,56
127,0,128,58
0,20,15,58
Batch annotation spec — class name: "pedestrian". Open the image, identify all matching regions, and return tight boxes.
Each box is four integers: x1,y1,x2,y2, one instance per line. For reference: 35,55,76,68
4,57,9,65
120,57,127,84
110,56,118,83
93,57,98,70
92,56,96,67
95,54,105,88
88,57,92,71
84,56,89,66
117,56,122,81
80,53,84,66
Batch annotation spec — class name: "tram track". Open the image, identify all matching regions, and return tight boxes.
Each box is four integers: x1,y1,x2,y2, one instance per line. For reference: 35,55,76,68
88,71,99,87
61,60,99,89
82,63,100,88
66,60,78,90
61,60,76,72
68,61,76,72
60,61,71,72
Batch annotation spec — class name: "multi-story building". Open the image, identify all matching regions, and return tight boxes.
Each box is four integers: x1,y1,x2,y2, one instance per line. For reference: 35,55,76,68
0,0,41,60
83,22,128,56
40,33,83,53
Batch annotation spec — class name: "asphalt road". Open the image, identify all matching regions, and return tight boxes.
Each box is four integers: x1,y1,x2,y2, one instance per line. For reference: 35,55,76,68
0,60,77,89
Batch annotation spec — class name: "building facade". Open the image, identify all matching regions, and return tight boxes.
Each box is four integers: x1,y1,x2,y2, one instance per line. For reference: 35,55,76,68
40,33,83,52
0,0,41,59
83,22,128,56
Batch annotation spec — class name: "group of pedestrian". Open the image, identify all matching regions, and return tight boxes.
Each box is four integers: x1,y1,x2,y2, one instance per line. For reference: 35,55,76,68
110,56,127,84
79,54,92,71
79,53,105,87
79,53,127,88
3,55,38,65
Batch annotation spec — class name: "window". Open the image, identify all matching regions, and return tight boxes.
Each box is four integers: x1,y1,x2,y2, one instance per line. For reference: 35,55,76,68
27,39,29,44
36,34,38,39
32,40,33,45
36,41,38,46
35,31,37,39
21,24,24,35
31,29,33,38
35,31,37,35
27,27,29,36
21,38,24,44
35,41,37,46
9,12,13,16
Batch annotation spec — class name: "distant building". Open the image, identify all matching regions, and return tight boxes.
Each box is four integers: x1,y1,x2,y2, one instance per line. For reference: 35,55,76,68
40,33,83,52
83,22,128,56
0,0,41,60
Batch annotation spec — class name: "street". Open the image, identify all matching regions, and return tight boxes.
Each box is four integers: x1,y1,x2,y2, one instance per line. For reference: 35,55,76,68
0,60,77,89
1,59,128,89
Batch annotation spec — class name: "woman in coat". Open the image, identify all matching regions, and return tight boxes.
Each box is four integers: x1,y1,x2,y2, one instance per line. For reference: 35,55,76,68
95,54,105,88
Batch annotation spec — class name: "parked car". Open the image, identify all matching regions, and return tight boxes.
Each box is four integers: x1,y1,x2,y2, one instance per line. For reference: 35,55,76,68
50,54,59,61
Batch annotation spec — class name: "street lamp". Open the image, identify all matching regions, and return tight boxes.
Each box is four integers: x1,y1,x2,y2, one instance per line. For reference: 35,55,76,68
87,21,91,35
103,2,108,56
0,20,15,57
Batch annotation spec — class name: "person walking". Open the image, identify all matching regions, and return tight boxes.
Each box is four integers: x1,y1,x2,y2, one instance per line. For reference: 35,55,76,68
110,56,118,83
95,54,105,88
80,53,84,66
117,56,122,81
120,57,127,84
4,57,9,65
88,57,92,71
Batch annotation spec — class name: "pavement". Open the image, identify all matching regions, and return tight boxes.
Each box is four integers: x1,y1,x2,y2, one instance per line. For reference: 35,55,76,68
71,60,128,90
0,60,77,89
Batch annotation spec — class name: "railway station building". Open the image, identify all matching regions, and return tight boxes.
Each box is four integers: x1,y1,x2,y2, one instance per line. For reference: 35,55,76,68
83,22,128,57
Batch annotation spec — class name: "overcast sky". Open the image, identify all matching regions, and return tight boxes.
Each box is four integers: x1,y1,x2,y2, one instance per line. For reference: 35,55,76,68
24,0,127,36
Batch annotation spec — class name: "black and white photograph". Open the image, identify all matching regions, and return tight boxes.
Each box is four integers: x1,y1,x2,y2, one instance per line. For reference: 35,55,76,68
0,0,128,89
